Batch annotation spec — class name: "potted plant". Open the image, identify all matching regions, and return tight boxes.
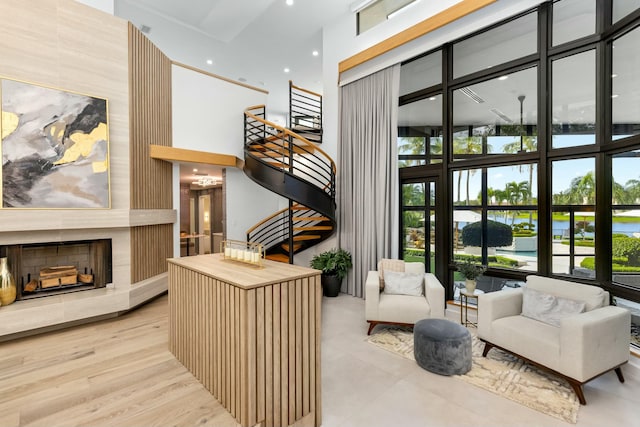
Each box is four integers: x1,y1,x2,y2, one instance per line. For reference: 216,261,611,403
455,258,487,293
310,248,352,297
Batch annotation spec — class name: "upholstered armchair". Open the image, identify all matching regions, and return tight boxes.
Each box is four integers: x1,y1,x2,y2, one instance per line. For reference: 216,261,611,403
365,259,445,335
478,275,630,404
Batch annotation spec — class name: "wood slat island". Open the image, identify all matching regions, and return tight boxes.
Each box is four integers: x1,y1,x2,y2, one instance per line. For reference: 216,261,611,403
168,254,322,427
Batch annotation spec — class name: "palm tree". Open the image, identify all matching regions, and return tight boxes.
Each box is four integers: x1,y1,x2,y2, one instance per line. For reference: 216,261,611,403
612,180,630,205
398,137,426,167
454,136,483,205
503,135,537,222
569,171,596,204
624,178,640,204
402,182,425,206
504,181,530,224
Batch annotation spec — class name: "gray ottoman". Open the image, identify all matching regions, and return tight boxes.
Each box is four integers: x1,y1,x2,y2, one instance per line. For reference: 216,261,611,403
413,318,472,375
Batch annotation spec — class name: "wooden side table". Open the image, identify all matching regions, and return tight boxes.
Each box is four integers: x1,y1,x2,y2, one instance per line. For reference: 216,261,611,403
460,290,478,327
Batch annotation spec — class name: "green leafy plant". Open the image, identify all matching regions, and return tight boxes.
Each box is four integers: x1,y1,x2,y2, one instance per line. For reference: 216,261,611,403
461,220,513,247
310,248,353,280
455,258,487,280
612,236,640,266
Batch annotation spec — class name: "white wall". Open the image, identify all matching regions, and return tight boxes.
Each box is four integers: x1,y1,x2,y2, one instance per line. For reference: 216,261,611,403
172,64,268,157
75,0,114,15
172,64,283,245
225,168,284,242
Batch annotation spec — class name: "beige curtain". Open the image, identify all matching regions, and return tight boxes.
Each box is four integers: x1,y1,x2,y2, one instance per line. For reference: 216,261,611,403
338,64,400,298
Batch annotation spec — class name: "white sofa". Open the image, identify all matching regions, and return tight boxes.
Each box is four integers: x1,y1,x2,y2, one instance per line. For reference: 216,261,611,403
365,260,445,335
478,275,630,404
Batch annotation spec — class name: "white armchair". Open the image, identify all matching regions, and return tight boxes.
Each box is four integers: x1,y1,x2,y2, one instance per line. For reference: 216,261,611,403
365,260,445,335
478,275,630,404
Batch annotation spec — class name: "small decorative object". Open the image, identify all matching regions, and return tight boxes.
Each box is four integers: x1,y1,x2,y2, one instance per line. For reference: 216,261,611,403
0,257,17,306
221,239,264,267
310,248,352,297
455,259,487,294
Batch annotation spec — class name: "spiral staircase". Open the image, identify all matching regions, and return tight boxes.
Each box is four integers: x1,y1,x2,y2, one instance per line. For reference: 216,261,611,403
243,82,335,263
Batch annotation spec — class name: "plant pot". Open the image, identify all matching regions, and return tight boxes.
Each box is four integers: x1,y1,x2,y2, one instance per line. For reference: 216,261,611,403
321,274,341,297
464,279,477,294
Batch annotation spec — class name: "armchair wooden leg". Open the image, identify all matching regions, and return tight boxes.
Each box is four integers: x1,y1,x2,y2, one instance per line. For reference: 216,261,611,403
481,342,494,357
367,321,378,335
567,379,587,405
615,367,625,383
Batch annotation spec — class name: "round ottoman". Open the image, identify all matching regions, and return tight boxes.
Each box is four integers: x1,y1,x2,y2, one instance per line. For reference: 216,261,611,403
413,318,472,375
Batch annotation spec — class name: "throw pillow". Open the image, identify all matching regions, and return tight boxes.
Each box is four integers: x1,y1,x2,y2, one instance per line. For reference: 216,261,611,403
383,271,423,296
521,287,586,327
377,259,405,291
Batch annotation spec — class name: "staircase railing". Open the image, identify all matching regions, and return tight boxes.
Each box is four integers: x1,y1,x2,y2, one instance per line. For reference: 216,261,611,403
243,103,335,260
244,105,335,198
245,204,328,251
289,81,323,144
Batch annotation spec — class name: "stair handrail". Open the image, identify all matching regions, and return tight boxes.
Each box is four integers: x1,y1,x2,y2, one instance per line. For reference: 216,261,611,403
290,80,322,98
246,205,294,236
244,105,335,175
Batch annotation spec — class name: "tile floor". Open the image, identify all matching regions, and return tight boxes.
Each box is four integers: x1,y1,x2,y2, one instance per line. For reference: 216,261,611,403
321,294,640,427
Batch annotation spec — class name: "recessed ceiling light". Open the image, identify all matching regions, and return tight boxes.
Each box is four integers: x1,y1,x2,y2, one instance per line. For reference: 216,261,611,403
312,50,319,56
286,0,293,5
284,67,290,73
193,168,198,172
612,73,618,78
498,75,509,81
429,97,437,101
206,59,213,65
612,94,619,98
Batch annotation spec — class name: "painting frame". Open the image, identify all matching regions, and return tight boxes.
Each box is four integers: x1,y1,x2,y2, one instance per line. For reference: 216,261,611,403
1,76,111,209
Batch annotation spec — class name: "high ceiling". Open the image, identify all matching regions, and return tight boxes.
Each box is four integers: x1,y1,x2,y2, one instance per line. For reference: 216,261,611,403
115,0,353,97
114,0,354,186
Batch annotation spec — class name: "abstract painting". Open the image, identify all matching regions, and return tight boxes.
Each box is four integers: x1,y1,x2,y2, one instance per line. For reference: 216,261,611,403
1,78,110,208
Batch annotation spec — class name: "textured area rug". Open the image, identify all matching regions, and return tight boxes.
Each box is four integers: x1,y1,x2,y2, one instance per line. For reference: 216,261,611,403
367,326,579,424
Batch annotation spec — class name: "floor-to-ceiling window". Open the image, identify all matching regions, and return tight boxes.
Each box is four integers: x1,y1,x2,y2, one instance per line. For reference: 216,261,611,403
398,0,640,322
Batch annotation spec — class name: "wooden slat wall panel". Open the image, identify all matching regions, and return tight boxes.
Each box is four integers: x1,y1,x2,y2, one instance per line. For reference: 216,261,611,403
128,23,172,210
129,24,173,283
130,224,172,283
167,264,322,427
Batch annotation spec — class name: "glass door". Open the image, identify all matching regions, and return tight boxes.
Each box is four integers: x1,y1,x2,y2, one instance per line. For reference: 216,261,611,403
401,176,440,273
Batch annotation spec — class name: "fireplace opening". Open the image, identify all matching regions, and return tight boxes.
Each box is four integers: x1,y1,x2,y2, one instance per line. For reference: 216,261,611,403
4,239,112,301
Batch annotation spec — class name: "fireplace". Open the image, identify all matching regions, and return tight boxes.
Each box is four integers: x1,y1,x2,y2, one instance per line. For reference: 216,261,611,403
4,239,112,301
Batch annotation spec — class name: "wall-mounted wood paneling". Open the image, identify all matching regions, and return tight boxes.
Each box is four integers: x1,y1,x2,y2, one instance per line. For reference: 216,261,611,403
129,23,173,283
131,224,173,283
129,23,172,210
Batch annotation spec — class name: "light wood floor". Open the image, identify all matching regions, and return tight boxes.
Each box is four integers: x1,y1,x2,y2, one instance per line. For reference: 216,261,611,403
1,293,639,427
0,294,239,427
